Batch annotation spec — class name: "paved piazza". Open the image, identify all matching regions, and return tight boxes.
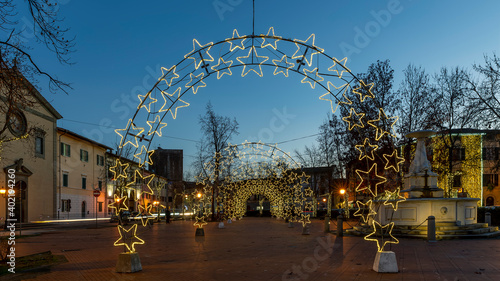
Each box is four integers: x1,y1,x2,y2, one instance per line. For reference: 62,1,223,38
4,217,500,280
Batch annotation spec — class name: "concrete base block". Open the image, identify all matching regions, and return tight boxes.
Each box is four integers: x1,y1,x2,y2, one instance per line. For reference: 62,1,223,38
288,222,294,228
195,227,205,236
116,252,142,273
302,224,310,235
373,251,398,273
218,222,225,229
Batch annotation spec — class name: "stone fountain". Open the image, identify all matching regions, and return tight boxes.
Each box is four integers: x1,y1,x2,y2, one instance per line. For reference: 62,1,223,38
375,130,480,227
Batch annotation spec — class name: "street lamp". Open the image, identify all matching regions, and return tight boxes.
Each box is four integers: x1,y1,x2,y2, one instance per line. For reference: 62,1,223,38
197,192,202,198
0,187,6,198
339,189,346,195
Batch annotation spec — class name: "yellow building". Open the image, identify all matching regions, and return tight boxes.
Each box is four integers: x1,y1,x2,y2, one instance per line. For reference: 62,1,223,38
57,128,110,219
429,129,500,206
0,77,62,223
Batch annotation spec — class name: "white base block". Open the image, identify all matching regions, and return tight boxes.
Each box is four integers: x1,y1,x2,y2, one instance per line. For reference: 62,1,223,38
116,252,142,273
373,251,398,273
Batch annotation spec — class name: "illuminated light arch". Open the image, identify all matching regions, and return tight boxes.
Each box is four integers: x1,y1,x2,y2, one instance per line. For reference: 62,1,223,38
111,28,403,253
193,141,313,227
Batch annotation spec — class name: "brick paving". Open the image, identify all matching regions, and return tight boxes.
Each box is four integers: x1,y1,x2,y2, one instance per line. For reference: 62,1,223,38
2,217,500,281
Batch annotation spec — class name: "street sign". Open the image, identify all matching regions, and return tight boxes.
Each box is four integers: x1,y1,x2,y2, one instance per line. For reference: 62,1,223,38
93,189,100,197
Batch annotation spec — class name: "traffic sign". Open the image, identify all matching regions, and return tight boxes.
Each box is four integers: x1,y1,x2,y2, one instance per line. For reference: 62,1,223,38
93,189,100,197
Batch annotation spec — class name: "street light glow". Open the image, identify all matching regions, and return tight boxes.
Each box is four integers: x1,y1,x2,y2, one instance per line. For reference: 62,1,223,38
340,189,346,195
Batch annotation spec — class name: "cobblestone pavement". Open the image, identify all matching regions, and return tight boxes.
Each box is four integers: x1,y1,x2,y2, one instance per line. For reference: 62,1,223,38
2,217,499,281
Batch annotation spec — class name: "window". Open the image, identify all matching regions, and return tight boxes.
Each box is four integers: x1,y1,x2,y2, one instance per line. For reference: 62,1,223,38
483,147,500,160
61,143,71,157
452,148,466,161
82,177,87,189
80,149,89,162
98,202,103,212
453,175,462,187
63,173,69,187
97,155,105,166
483,174,499,187
98,180,103,191
35,136,44,157
61,199,71,212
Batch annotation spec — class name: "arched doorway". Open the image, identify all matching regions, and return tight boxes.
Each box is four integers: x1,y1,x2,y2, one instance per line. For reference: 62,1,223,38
81,201,86,218
486,196,494,206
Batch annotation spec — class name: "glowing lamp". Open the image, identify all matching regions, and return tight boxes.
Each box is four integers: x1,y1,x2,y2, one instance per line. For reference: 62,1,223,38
340,189,346,195
197,193,202,198
0,188,6,198
322,198,326,202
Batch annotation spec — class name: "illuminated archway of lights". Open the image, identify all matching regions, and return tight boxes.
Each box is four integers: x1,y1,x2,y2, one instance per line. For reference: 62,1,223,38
110,27,403,254
193,141,314,228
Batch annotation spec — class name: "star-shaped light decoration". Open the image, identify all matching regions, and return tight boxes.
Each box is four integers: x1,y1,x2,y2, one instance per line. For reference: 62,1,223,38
194,216,208,228
137,93,157,113
342,108,365,130
353,200,377,223
159,87,190,119
355,138,379,161
211,57,233,79
133,145,154,167
301,68,324,89
292,34,324,67
355,163,387,197
364,221,399,252
184,39,214,70
159,65,179,87
109,159,129,180
236,46,269,77
185,72,206,94
318,82,352,114
108,194,129,216
299,213,311,227
260,27,281,50
272,55,295,77
367,108,399,141
135,203,154,227
383,187,406,211
114,224,145,253
353,80,375,103
146,115,167,137
127,169,155,195
328,57,350,79
115,119,145,149
383,150,405,172
226,29,247,52
304,187,314,197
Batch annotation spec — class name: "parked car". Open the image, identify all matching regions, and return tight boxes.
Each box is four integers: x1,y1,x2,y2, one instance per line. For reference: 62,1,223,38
110,211,132,224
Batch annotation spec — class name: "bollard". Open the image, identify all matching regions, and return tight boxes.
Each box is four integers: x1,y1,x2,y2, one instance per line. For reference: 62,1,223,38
427,216,436,242
324,215,330,233
337,215,343,237
288,221,294,228
485,212,492,226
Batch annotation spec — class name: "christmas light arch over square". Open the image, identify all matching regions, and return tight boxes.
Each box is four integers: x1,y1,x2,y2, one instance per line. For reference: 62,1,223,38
111,28,403,253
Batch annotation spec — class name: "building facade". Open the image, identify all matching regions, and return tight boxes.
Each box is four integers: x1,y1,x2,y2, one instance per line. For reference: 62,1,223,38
57,128,110,219
0,79,62,223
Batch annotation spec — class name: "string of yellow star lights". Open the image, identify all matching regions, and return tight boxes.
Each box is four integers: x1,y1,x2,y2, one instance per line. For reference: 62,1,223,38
112,27,408,256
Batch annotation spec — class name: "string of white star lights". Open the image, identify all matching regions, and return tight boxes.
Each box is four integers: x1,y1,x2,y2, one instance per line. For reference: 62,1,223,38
111,27,404,266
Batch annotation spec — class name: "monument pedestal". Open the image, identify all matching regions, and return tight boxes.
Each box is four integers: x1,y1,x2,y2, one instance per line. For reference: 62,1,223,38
116,252,142,273
373,251,398,273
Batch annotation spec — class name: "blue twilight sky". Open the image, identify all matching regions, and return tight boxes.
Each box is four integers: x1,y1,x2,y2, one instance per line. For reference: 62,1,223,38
24,0,500,175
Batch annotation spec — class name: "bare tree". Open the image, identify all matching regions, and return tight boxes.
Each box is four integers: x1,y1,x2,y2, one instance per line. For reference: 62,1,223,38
196,101,239,219
466,53,500,127
0,0,75,152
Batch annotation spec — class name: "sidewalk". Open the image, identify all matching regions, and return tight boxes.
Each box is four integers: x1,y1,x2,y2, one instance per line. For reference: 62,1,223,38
2,217,499,280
